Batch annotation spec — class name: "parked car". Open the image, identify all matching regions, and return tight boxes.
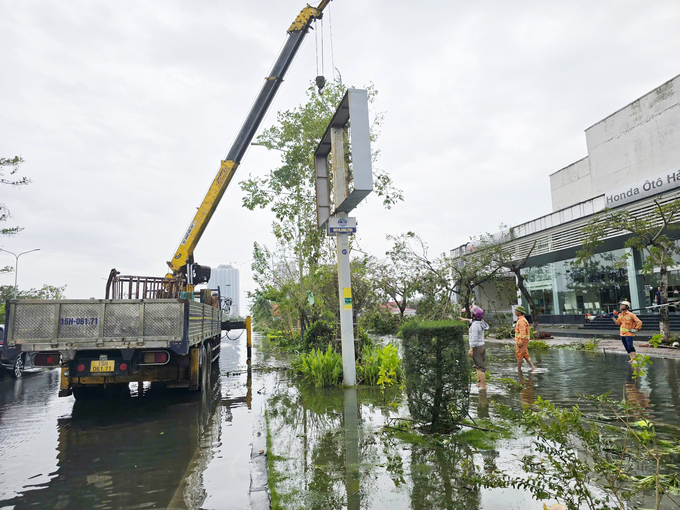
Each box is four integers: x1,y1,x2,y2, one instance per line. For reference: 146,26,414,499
0,324,50,378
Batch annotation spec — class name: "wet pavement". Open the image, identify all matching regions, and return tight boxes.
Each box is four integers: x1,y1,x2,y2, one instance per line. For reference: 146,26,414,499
0,333,264,509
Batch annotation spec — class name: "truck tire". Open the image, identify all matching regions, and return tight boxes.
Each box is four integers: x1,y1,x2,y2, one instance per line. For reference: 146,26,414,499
11,354,24,379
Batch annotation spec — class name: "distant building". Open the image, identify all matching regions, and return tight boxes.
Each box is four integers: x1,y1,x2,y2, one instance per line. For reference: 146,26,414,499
207,264,240,317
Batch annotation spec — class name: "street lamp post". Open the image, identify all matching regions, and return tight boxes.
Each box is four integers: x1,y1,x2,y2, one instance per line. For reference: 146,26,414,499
0,248,40,298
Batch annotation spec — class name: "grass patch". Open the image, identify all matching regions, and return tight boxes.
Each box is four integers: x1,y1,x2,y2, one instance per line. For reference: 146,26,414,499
527,339,550,350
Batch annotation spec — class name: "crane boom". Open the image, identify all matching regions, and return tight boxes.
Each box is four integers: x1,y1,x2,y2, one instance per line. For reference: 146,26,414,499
167,1,332,280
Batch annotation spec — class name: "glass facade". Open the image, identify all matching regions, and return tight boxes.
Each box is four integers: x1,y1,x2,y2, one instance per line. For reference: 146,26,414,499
521,248,634,315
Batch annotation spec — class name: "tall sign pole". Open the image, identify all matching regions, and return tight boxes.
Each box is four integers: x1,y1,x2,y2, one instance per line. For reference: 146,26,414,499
330,128,356,386
313,89,373,387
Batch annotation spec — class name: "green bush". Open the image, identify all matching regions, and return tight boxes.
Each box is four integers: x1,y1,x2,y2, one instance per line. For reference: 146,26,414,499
359,308,402,335
292,344,343,388
303,319,335,351
400,320,470,432
527,339,550,350
579,337,600,351
358,343,404,386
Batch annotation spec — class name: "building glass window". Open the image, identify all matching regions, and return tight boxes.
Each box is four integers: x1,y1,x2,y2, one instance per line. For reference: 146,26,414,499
521,248,632,316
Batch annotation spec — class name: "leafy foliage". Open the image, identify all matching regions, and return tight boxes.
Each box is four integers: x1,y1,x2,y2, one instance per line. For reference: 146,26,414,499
358,343,404,386
400,320,470,432
292,344,343,388
476,394,680,509
243,79,402,341
358,307,402,334
1,156,30,273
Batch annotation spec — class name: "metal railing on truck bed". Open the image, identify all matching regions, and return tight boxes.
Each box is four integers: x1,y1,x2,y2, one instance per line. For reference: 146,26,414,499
3,299,221,356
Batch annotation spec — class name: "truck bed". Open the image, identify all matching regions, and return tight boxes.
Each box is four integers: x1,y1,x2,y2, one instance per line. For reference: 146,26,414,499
3,299,221,356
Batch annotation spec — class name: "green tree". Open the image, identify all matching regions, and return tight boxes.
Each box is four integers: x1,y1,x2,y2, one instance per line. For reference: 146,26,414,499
578,197,680,342
1,156,30,274
480,233,542,330
391,232,504,320
241,79,402,337
372,236,422,318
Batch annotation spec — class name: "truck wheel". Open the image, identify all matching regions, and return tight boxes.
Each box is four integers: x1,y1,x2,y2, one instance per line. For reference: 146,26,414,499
11,354,24,379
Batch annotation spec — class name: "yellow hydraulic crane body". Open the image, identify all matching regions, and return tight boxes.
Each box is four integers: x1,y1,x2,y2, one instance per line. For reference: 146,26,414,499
166,1,332,291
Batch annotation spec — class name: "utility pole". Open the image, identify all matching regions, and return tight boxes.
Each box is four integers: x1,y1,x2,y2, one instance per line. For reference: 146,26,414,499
331,128,356,386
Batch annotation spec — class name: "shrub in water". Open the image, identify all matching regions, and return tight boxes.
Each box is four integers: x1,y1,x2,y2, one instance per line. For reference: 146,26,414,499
303,319,336,351
358,343,404,386
400,320,470,432
292,344,343,388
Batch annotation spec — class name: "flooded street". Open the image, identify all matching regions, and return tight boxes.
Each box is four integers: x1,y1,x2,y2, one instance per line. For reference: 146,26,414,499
266,345,680,510
0,334,263,510
2,337,680,509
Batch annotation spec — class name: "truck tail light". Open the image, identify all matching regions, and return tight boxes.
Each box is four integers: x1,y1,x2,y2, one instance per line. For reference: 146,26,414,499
140,351,169,365
34,353,60,366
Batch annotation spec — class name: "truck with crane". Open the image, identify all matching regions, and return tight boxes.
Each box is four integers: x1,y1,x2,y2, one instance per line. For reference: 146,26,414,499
1,0,332,398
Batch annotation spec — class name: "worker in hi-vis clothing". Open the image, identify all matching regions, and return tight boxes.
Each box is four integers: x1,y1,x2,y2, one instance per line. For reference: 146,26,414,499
613,300,642,362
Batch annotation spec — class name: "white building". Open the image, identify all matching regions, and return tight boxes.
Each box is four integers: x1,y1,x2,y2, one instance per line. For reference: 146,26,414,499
207,264,240,317
453,74,680,320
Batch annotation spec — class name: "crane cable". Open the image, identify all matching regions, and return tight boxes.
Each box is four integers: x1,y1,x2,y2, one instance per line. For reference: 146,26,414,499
314,17,326,92
329,1,336,82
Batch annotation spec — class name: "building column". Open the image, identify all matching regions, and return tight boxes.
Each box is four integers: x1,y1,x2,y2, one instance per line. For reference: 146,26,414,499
551,262,560,315
625,247,641,311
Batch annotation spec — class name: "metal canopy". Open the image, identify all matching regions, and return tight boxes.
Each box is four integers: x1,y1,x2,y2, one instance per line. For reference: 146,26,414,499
314,88,373,228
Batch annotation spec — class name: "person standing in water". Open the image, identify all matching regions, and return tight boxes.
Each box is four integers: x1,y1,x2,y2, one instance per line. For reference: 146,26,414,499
514,306,536,371
461,306,489,389
613,300,642,362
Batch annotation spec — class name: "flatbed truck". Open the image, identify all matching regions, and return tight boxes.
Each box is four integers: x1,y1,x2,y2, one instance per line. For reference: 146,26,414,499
2,295,224,399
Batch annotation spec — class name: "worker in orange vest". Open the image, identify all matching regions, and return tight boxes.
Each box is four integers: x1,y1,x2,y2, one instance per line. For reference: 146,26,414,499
515,306,536,371
612,300,642,362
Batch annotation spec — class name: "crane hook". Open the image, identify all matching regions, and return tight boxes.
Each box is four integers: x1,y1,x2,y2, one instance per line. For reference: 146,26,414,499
316,75,326,93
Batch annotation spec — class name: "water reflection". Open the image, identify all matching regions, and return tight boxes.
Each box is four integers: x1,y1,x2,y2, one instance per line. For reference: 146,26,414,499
4,365,221,510
267,348,680,509
0,338,258,510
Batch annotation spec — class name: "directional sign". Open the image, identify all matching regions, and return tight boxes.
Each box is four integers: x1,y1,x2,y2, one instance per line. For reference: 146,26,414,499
329,217,357,234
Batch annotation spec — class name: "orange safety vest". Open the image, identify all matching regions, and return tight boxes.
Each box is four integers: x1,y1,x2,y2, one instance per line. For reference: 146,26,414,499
515,315,530,342
615,310,642,337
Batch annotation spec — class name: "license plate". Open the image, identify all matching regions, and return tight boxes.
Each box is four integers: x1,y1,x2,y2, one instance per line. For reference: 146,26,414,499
90,360,115,373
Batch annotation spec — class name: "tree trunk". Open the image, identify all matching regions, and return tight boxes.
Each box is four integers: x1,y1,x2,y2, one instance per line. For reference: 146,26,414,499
515,271,540,334
659,262,671,343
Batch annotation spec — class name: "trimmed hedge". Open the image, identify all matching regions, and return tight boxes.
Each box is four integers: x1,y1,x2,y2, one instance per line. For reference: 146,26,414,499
400,320,470,432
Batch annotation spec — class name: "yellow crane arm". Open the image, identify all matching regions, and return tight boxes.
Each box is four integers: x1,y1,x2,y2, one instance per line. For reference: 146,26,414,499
167,1,331,275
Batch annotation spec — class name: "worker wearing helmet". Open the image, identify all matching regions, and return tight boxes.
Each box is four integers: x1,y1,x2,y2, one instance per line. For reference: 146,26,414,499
514,306,536,371
613,300,642,362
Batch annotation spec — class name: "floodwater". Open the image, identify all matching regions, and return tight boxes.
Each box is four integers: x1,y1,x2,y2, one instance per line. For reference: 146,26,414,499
266,345,680,510
2,338,680,510
0,332,265,510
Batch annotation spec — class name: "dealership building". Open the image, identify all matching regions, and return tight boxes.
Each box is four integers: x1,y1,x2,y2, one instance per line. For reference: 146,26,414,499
453,74,680,321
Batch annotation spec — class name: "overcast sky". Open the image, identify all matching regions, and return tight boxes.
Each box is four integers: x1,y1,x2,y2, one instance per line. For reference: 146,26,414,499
1,0,679,309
